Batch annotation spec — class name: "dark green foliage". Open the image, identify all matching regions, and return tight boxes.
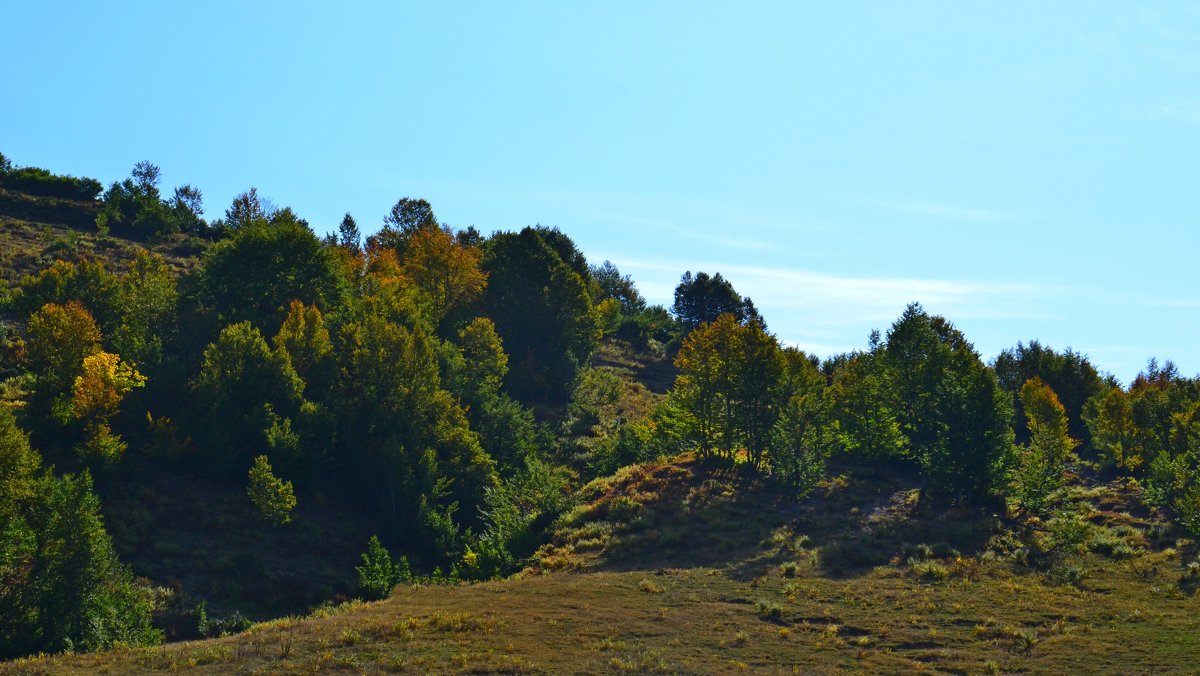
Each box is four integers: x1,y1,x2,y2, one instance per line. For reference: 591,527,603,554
168,185,207,237
194,322,305,470
442,320,541,475
0,162,103,201
884,304,1014,504
590,260,646,315
671,270,759,332
770,349,829,496
481,227,599,402
95,161,200,239
0,410,159,657
333,316,497,555
826,351,907,461
195,208,344,332
615,304,678,347
470,457,572,578
11,258,123,335
337,212,362,254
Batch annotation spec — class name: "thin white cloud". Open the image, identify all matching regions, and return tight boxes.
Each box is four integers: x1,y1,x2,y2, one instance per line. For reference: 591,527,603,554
875,199,1008,222
611,257,1049,327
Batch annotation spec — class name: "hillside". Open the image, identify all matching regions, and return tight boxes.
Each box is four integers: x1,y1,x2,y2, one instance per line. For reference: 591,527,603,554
5,155,1200,674
8,455,1199,674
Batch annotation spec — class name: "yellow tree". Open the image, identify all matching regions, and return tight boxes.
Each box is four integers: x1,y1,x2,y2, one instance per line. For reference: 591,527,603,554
26,301,102,393
274,300,334,395
70,351,146,463
1012,377,1078,514
399,226,486,329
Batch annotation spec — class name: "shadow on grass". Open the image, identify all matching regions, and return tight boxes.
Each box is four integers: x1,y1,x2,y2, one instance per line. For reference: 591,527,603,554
584,457,997,581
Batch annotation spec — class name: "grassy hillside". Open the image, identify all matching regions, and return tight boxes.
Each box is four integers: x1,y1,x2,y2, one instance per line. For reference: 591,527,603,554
9,455,1199,674
0,216,199,288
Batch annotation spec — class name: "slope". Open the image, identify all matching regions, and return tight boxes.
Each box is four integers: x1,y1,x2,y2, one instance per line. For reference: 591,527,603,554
9,455,1200,674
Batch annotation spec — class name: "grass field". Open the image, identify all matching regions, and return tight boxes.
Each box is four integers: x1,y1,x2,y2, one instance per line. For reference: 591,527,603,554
9,455,1199,674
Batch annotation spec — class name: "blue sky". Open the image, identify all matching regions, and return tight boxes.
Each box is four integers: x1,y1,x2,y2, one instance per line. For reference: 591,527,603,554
4,1,1199,383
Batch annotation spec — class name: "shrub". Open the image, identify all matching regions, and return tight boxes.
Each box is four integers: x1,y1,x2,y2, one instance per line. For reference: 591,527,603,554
755,599,786,622
909,559,950,581
356,535,411,600
607,495,643,522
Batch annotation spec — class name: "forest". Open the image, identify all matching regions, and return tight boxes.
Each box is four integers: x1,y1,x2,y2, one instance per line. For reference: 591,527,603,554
2,152,1200,665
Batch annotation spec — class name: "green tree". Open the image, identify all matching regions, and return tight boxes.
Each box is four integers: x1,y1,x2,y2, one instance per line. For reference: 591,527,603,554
671,313,731,457
334,316,497,554
1083,386,1137,471
247,455,297,525
826,351,908,461
770,348,829,494
732,320,785,466
1,415,159,658
11,259,122,335
444,318,539,475
884,304,1013,504
337,212,362,254
672,271,759,332
367,197,439,257
481,227,599,402
195,208,344,332
194,322,305,470
590,260,646,315
112,251,178,370
273,300,335,398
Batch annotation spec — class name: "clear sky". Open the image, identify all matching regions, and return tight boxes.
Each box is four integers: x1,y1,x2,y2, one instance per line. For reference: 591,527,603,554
4,1,1198,383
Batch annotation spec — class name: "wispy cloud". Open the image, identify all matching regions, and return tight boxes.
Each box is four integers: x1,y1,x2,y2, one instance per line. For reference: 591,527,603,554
874,200,1008,222
611,257,1051,328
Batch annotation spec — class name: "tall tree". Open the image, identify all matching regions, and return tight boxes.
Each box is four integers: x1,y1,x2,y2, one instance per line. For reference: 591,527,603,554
1012,377,1078,514
194,322,305,471
481,227,599,402
672,271,757,332
399,225,487,331
884,304,1013,504
195,208,345,332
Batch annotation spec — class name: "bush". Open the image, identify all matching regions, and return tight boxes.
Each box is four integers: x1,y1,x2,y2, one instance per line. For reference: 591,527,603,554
0,165,103,200
756,599,786,622
607,495,643,523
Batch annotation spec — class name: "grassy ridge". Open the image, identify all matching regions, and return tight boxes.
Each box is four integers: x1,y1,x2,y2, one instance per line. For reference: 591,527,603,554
10,455,1200,674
